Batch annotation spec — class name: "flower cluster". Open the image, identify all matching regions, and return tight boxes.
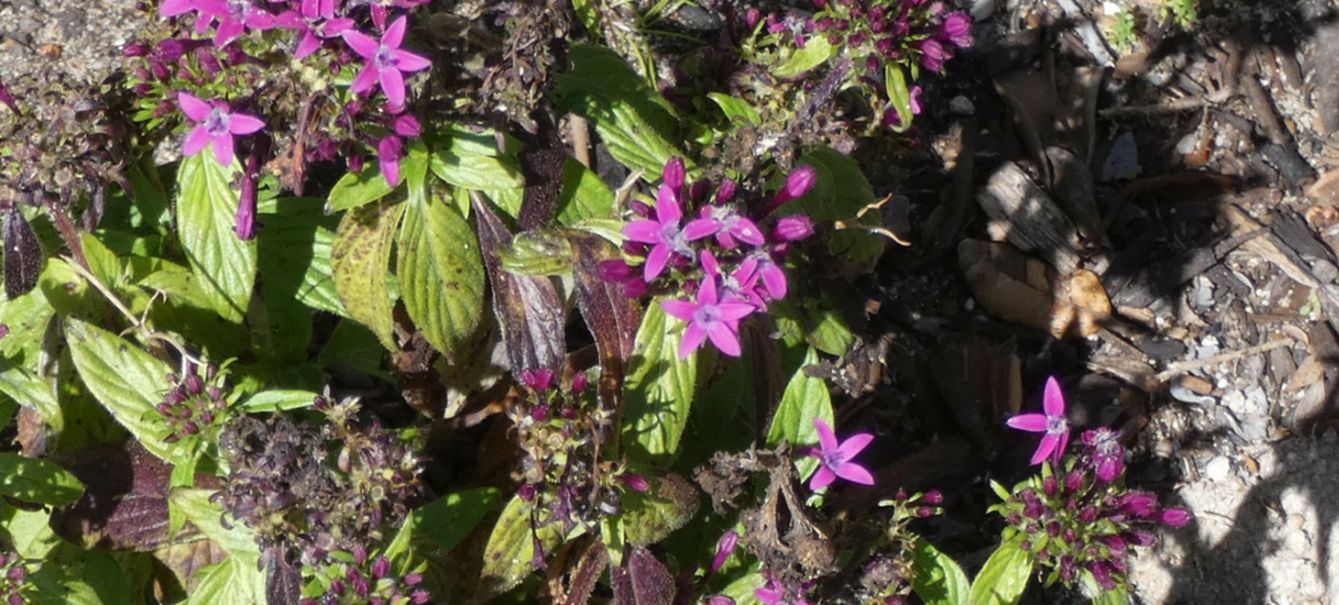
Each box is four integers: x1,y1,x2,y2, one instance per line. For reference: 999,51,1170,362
216,396,424,577
509,369,638,539
603,158,817,359
125,0,434,237
0,551,32,605
156,362,231,443
301,545,429,605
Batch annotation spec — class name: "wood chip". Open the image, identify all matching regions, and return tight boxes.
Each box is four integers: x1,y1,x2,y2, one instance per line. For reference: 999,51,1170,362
976,163,1085,274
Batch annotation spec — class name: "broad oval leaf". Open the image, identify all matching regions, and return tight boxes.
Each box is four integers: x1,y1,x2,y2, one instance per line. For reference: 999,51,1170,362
64,319,179,462
0,452,83,506
911,538,971,605
170,488,260,558
790,147,885,273
498,229,574,277
326,163,395,212
429,148,525,191
185,555,266,605
397,195,486,362
176,154,257,323
3,207,42,298
332,201,407,351
621,303,697,466
478,494,565,600
620,473,699,546
773,36,837,79
967,534,1034,605
557,158,615,225
385,487,499,566
765,346,833,479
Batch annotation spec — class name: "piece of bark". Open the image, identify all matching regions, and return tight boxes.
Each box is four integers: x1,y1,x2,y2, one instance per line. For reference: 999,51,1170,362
1307,13,1339,135
976,162,1084,274
1044,146,1106,248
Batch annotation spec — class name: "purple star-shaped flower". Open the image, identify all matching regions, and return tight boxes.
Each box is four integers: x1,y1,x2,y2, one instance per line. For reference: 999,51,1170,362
744,247,789,301
1081,427,1124,483
683,204,765,249
278,0,355,59
178,92,265,166
661,273,754,359
342,16,433,108
1006,376,1070,465
163,0,278,47
624,158,695,282
700,250,764,311
808,418,875,490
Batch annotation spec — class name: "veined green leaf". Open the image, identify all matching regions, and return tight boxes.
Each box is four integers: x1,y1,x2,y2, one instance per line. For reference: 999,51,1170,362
169,489,260,558
326,163,394,212
968,533,1033,605
773,36,837,78
478,494,566,600
64,319,179,462
790,147,885,272
911,538,971,605
707,93,762,125
557,45,686,177
621,303,697,466
184,556,265,605
332,201,406,351
397,194,486,362
0,453,83,506
765,347,833,479
241,390,319,412
557,158,615,225
385,487,499,566
429,146,524,191
175,154,256,323
620,473,699,546
498,229,574,277
0,364,61,431
258,198,344,317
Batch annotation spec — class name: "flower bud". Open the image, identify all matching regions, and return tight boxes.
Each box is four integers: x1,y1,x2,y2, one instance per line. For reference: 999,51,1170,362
521,368,556,392
393,114,422,138
1078,506,1098,523
122,42,150,57
621,473,650,493
1118,493,1158,518
1065,469,1084,493
772,215,814,242
571,373,589,394
715,178,737,203
1043,475,1058,497
372,556,390,579
745,8,761,30
921,490,943,505
769,165,817,211
662,157,685,191
710,530,738,574
1159,507,1192,528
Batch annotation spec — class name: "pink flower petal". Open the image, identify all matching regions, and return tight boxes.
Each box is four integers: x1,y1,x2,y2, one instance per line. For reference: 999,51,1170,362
697,272,719,304
680,323,706,359
1006,414,1047,432
177,92,212,121
214,20,245,47
342,29,379,59
1031,432,1059,465
624,220,664,244
379,66,406,107
1043,376,1065,417
245,10,276,29
211,133,235,166
833,462,875,485
705,322,741,357
730,218,766,246
296,32,322,58
715,302,756,322
760,265,786,299
835,433,874,459
383,15,407,48
1053,429,1070,463
813,418,839,452
698,248,720,276
182,125,212,157
159,0,196,17
643,244,671,281
808,466,836,491
226,113,265,135
393,49,432,72
660,299,698,322
683,218,721,241
655,185,682,223
350,63,379,94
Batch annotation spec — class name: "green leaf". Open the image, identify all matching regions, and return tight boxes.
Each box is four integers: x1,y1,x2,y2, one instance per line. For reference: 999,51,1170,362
175,154,257,323
317,319,388,380
620,473,699,546
64,319,179,462
332,201,407,351
773,36,836,78
326,163,395,212
478,494,565,600
397,194,486,362
791,147,885,272
386,487,499,565
429,146,525,191
0,364,62,431
0,452,84,506
557,159,615,225
1085,572,1131,605
185,556,266,605
621,302,697,466
31,545,133,605
498,229,574,277
241,389,318,412
259,198,346,317
0,287,54,362
911,538,971,605
968,534,1034,605
169,488,260,557
765,347,833,479
557,45,686,177
884,63,915,133
707,93,762,125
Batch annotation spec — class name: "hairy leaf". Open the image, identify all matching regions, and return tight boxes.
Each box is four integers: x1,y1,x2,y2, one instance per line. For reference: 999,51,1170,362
621,303,697,466
773,36,837,78
478,494,565,600
472,196,565,376
610,547,676,605
176,154,256,323
766,347,833,479
429,144,524,191
967,534,1033,605
3,207,42,298
911,538,971,605
620,473,699,546
258,197,345,317
326,163,394,212
64,319,179,462
241,390,318,412
397,194,486,362
386,487,499,566
558,158,615,225
499,229,574,277
332,201,406,351
185,555,265,605
0,452,83,505
557,45,685,177
51,442,175,551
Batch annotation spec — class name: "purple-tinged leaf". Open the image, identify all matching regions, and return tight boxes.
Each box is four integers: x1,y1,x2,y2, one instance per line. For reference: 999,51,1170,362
569,233,641,365
155,539,228,594
265,550,302,605
52,441,189,551
562,540,608,605
3,207,42,298
472,194,565,377
610,547,676,605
